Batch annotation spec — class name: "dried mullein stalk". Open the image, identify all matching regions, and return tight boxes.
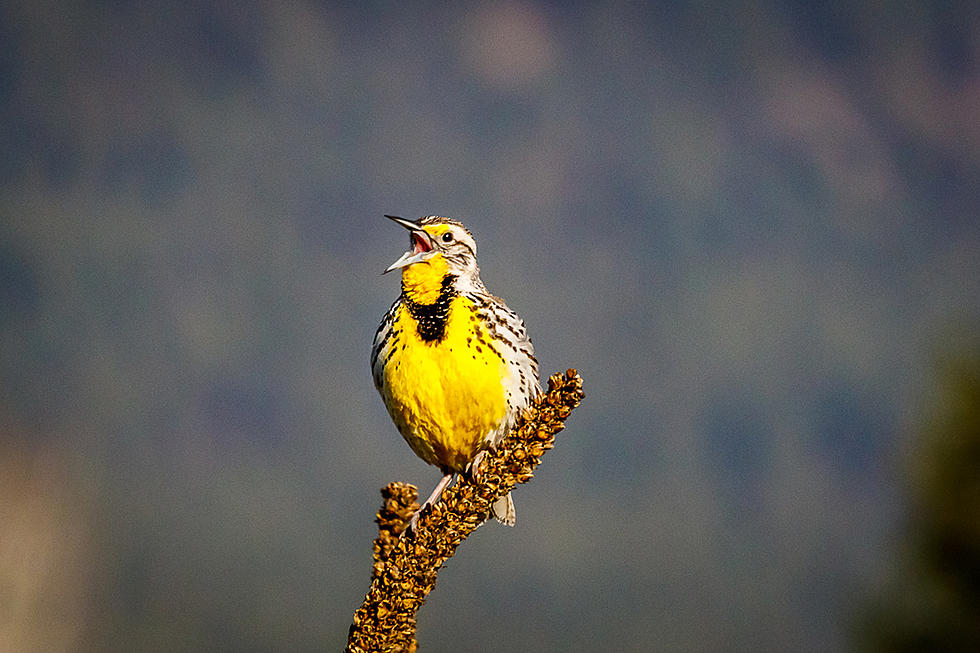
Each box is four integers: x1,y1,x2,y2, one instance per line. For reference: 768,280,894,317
346,369,585,653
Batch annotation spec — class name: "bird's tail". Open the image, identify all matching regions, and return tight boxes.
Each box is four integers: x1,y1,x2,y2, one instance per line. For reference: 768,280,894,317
491,491,516,526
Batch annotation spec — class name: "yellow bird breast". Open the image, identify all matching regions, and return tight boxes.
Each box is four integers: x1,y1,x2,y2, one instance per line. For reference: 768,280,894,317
381,295,510,472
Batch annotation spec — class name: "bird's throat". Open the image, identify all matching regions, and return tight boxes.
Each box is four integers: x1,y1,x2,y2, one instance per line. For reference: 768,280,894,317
402,259,457,343
400,254,449,305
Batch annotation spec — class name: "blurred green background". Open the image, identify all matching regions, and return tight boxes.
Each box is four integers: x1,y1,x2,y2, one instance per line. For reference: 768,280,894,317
1,1,978,651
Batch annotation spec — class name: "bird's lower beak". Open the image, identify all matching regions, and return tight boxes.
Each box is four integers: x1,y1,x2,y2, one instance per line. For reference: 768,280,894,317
384,249,433,274
383,215,436,274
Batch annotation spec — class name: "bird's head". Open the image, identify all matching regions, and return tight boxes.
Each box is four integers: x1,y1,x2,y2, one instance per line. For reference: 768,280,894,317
383,215,480,283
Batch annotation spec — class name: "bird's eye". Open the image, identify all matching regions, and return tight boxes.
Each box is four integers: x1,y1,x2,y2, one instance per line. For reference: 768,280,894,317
442,232,453,243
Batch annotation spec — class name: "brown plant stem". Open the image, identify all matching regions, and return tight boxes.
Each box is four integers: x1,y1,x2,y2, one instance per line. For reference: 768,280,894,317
346,369,585,653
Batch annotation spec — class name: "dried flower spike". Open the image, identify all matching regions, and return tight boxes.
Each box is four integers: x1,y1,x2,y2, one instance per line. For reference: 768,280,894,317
346,369,584,652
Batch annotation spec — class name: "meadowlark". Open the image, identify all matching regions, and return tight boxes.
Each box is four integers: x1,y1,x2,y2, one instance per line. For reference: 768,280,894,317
371,215,539,528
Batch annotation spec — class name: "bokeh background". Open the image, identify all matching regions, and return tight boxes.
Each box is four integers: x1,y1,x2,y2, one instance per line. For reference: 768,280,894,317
2,1,979,651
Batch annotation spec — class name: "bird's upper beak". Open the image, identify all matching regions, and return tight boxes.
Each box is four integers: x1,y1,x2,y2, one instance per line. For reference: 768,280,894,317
383,215,437,274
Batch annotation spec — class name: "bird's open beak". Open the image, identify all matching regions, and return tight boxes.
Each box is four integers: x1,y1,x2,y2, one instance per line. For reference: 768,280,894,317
383,215,436,274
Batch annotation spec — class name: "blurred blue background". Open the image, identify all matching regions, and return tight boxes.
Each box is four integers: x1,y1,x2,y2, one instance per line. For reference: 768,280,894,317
1,1,978,651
